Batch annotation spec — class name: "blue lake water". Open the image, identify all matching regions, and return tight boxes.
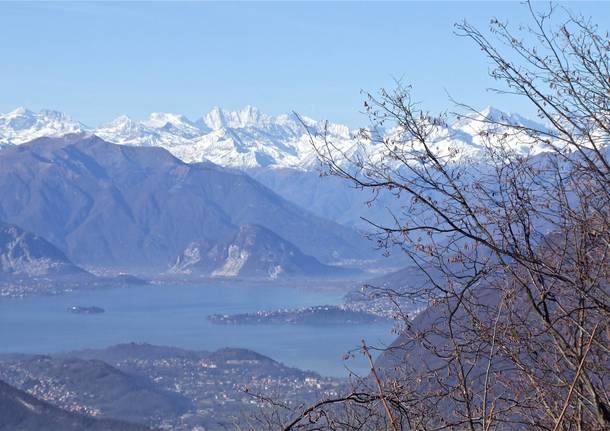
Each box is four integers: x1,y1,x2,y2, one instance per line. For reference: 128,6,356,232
0,281,395,377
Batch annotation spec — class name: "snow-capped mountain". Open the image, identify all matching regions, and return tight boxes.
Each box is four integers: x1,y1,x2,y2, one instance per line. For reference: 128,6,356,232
0,106,362,169
101,106,356,169
0,106,560,233
0,105,551,169
95,112,204,150
0,107,85,146
452,106,553,155
184,108,354,168
0,105,556,229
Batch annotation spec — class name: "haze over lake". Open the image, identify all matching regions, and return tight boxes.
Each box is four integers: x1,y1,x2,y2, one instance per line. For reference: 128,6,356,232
0,281,394,377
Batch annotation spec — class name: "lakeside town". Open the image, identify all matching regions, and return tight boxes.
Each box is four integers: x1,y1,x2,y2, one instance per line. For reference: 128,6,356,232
0,344,347,430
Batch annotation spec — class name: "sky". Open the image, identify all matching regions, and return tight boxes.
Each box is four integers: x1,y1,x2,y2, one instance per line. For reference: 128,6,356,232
0,1,608,128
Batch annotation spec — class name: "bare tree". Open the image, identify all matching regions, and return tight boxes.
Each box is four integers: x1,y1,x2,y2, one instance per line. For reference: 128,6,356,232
252,3,610,430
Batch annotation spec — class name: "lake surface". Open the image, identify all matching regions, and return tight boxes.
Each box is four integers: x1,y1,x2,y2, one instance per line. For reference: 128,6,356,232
0,281,395,377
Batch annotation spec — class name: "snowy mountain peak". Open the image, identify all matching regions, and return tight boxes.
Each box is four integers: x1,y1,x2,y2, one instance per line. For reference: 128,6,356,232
0,107,85,145
143,112,204,137
480,105,507,120
97,115,142,135
480,106,543,129
7,106,32,118
106,114,133,126
145,112,191,127
2,107,70,124
202,105,269,130
453,106,547,136
0,105,554,168
448,106,552,155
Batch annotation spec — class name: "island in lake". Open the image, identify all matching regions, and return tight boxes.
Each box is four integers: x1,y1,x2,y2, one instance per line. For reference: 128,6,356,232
208,305,389,325
67,306,105,314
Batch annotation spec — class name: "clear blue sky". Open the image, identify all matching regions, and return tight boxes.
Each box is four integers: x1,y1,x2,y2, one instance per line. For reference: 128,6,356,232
0,1,608,127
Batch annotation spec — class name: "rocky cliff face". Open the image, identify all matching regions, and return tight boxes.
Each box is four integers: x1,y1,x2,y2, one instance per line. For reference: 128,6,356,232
171,224,349,279
0,222,85,278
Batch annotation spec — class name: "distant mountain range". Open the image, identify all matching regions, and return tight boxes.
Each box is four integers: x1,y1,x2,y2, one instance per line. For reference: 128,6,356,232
0,106,553,229
0,106,352,169
0,104,561,281
0,105,550,169
0,134,373,276
0,108,85,147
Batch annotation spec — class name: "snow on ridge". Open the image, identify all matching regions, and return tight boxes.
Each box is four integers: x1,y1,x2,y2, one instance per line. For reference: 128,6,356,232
0,106,554,169
0,107,86,145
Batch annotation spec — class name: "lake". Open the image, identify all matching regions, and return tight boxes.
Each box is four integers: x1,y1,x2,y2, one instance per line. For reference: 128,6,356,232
0,280,395,377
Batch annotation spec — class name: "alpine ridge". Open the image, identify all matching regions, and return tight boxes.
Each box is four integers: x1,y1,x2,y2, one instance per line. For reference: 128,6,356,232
0,105,550,169
0,106,553,228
